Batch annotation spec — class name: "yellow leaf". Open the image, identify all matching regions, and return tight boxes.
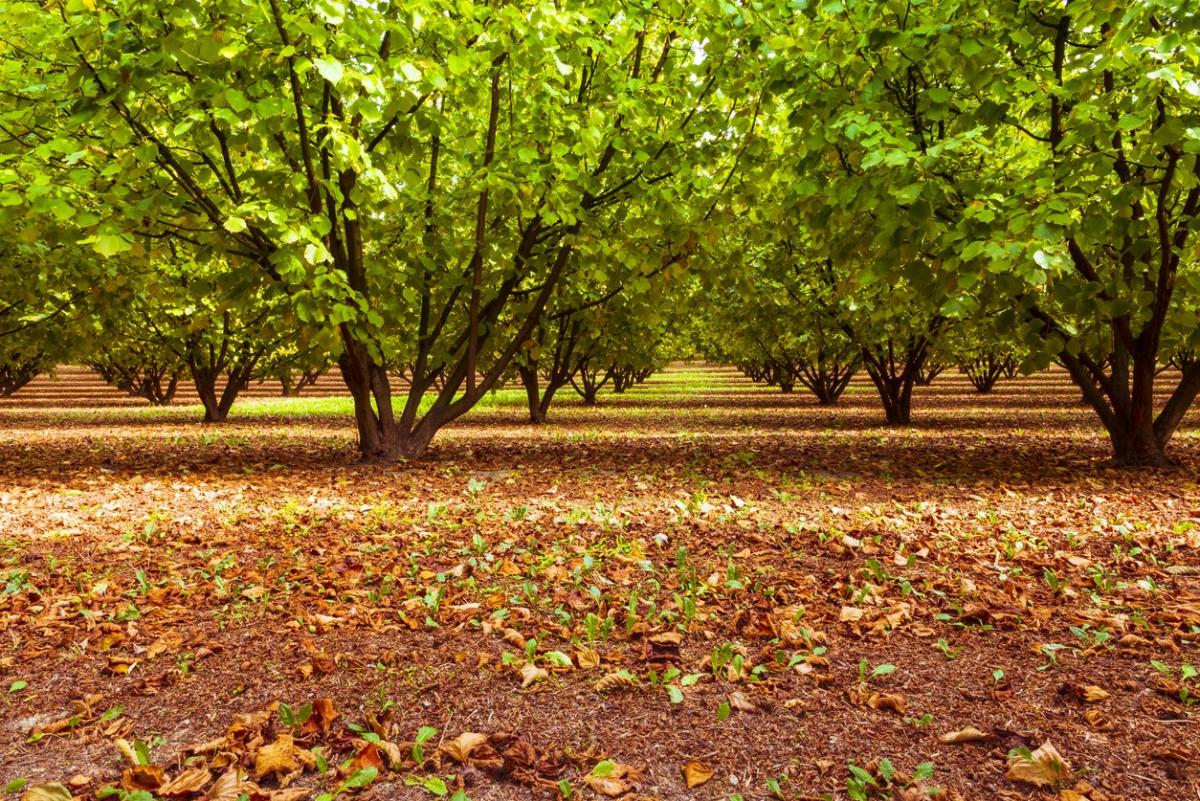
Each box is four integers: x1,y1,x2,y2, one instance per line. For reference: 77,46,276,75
255,734,300,779
682,760,714,788
576,647,600,669
21,784,73,801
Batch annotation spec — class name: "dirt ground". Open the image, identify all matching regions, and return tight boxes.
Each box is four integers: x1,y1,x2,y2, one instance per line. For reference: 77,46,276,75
0,366,1197,801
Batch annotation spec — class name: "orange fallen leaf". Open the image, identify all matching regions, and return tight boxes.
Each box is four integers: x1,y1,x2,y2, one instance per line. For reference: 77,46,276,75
682,760,714,788
440,732,489,763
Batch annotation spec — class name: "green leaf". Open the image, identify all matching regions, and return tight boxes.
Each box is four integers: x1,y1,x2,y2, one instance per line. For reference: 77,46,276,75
340,767,378,792
1117,112,1146,131
314,57,345,85
91,234,132,257
8,680,27,693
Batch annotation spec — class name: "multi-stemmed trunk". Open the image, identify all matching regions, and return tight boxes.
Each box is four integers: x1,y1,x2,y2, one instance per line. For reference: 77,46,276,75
795,355,858,405
1047,331,1200,468
857,330,939,425
518,363,571,424
914,361,946,387
0,356,41,397
191,359,255,424
960,353,1012,394
571,357,612,406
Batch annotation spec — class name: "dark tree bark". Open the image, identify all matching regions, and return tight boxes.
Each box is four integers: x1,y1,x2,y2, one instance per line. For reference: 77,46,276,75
88,352,182,406
794,354,858,405
914,360,946,386
960,353,1012,393
0,356,41,397
857,327,939,425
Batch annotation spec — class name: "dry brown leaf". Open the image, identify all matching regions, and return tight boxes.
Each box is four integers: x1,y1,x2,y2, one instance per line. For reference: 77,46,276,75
839,606,864,622
847,684,907,714
728,691,756,713
519,662,548,688
939,726,990,744
1061,682,1110,703
255,734,301,780
585,763,641,797
1083,708,1113,731
157,768,211,797
440,732,489,764
298,697,339,737
268,790,311,801
204,770,244,801
121,765,166,792
594,671,638,692
1006,741,1070,788
576,647,600,669
682,760,714,788
21,784,73,801
346,742,386,774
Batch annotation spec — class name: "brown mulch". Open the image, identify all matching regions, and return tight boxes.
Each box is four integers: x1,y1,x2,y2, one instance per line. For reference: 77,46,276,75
0,366,1197,801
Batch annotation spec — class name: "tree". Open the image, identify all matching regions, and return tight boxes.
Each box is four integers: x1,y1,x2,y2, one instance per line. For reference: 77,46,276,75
0,237,95,395
771,0,1200,464
3,0,758,458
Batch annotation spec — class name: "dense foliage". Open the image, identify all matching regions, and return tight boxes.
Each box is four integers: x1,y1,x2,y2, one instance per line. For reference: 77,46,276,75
1,0,1197,465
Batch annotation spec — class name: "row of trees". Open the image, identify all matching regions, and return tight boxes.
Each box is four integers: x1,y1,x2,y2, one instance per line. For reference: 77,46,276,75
1,0,1198,466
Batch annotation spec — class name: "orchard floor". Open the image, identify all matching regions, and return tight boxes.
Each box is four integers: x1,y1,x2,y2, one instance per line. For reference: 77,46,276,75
1,365,1198,801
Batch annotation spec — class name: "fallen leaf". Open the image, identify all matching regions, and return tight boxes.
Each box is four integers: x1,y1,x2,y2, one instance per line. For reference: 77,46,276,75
121,765,166,792
346,742,386,773
728,691,756,713
939,726,990,744
255,734,300,780
577,647,600,669
847,684,907,714
585,763,641,797
21,785,73,801
682,760,714,788
519,662,548,688
594,672,638,692
440,732,489,764
157,768,211,797
204,770,244,801
1060,682,1109,703
1006,741,1070,788
839,606,864,622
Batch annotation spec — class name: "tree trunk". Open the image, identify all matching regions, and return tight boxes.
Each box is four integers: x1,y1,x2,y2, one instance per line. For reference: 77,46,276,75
339,339,398,459
872,377,912,424
194,370,226,423
1109,424,1173,468
519,365,546,424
